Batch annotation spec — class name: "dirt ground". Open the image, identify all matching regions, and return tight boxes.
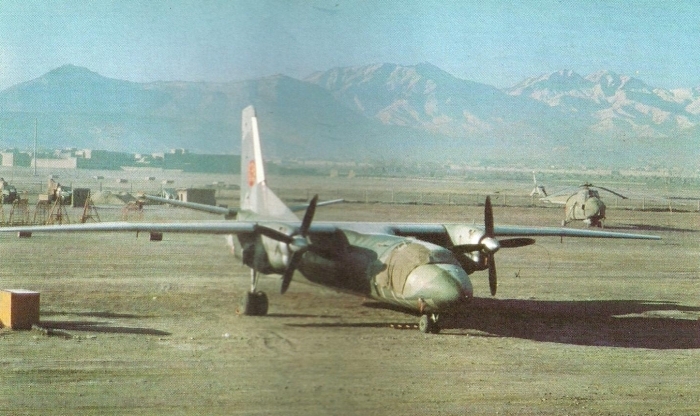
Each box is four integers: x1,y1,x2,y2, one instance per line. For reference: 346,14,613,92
0,183,698,415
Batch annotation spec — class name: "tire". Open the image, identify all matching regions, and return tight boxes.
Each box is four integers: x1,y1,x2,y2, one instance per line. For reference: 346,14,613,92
240,291,269,316
419,314,440,334
418,315,431,333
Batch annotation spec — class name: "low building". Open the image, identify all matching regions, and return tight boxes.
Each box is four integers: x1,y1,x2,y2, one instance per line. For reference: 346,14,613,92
33,157,78,169
1,151,32,167
163,151,239,173
76,149,136,170
176,188,216,205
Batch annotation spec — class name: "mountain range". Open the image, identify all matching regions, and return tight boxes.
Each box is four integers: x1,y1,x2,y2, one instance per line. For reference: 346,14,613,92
0,63,697,169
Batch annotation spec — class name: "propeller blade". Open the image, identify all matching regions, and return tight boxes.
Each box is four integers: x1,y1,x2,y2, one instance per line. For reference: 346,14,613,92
281,251,304,294
280,195,318,294
254,224,294,244
499,237,536,248
484,196,494,237
484,197,497,296
299,194,318,236
488,253,497,296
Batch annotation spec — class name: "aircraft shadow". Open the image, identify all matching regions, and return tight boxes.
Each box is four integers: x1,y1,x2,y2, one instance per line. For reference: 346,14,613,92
38,320,171,336
287,322,407,329
41,311,154,319
440,298,700,349
267,313,342,319
329,299,700,349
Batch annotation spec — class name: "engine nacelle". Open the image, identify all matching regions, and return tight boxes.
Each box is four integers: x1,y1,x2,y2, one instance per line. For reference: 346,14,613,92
238,222,297,274
444,224,488,273
262,235,291,271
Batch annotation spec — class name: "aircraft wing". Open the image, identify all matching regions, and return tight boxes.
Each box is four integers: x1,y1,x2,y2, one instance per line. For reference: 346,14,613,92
0,220,660,241
336,222,661,241
491,225,660,240
0,221,257,235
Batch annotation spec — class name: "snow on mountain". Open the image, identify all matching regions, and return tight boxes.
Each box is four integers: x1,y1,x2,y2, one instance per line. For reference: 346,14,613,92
506,69,700,137
305,62,572,143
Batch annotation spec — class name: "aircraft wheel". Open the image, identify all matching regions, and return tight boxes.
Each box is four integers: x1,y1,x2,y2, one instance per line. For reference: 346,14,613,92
240,291,269,316
418,314,440,334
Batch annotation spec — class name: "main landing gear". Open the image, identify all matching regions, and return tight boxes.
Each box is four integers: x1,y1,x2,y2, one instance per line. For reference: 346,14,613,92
239,268,269,316
418,313,441,334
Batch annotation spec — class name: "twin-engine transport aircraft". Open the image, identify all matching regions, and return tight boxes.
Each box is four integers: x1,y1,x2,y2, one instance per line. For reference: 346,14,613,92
0,106,661,334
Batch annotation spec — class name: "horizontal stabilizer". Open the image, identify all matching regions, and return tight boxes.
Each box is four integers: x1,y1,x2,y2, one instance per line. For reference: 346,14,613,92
143,194,237,218
289,198,344,212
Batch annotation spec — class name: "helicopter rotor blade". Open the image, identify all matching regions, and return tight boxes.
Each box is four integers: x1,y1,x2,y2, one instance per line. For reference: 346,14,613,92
594,185,629,199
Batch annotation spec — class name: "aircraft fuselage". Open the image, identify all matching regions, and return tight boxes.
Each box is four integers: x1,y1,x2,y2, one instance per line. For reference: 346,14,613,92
231,228,473,314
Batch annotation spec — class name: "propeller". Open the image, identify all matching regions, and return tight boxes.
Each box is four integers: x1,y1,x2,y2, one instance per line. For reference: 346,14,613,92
254,195,318,294
499,238,536,248
484,196,498,296
450,196,536,296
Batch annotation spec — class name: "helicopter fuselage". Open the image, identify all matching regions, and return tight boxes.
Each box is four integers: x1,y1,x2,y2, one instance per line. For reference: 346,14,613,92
564,188,606,227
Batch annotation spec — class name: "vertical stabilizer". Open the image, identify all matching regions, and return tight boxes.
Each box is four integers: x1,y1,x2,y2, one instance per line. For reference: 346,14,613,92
240,106,296,220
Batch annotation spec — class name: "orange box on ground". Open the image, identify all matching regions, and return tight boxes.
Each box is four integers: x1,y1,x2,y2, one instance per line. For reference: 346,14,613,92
0,289,40,330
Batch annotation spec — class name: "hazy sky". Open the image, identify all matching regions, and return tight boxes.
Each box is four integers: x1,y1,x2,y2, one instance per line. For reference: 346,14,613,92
1,1,698,90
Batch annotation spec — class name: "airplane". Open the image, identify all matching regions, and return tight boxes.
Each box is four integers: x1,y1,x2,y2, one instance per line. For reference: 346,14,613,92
541,183,628,228
0,106,661,334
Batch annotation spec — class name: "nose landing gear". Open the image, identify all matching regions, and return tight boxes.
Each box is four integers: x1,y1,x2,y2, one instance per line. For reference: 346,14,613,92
419,313,440,334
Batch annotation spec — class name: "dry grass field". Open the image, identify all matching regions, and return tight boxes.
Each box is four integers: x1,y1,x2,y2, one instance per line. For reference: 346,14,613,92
0,170,698,415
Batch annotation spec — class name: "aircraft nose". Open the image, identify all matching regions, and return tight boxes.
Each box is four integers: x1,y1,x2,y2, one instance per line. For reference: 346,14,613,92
585,198,604,217
403,264,473,312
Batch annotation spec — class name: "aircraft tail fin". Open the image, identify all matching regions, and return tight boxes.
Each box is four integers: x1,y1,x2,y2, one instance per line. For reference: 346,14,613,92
530,172,547,197
240,106,296,220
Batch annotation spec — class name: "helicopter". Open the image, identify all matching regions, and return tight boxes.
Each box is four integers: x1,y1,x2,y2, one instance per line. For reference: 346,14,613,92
540,183,628,228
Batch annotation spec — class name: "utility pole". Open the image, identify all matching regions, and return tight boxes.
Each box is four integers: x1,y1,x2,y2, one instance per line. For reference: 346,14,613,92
33,118,37,176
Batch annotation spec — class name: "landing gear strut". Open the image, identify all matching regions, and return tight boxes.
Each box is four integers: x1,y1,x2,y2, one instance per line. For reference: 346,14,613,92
239,268,268,316
419,313,440,334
